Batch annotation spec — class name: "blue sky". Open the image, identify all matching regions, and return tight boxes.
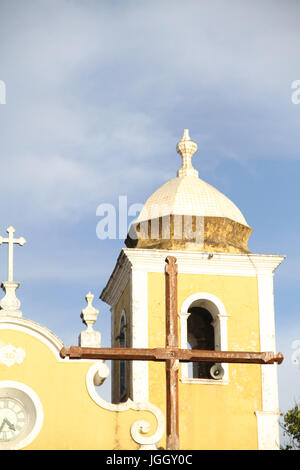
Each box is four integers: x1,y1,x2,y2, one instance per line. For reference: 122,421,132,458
0,0,300,444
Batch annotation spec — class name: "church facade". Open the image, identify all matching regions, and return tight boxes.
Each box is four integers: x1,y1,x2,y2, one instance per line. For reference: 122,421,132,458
0,130,284,450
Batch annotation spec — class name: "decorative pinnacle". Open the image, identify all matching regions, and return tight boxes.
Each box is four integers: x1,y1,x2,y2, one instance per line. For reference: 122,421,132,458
176,129,198,178
79,292,101,347
80,292,99,330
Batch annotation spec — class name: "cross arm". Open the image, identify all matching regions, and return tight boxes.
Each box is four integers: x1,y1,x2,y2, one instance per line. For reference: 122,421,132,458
60,345,283,365
60,346,173,361
0,237,26,245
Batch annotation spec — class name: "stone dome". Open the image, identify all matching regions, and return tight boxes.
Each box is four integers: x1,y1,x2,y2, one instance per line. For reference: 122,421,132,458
136,175,249,227
126,130,252,254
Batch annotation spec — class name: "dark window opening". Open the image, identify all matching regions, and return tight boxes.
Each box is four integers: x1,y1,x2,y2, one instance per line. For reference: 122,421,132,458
118,314,127,401
187,306,215,379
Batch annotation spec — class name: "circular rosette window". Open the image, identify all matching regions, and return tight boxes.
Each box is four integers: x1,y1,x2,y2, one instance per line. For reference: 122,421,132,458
0,381,43,450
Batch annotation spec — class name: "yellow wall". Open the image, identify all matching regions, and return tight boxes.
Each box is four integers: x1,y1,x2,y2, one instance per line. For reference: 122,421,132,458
0,326,156,450
1,268,264,449
147,272,262,450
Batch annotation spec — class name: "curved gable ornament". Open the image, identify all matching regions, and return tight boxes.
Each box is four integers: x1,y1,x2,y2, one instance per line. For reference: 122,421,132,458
86,363,165,449
0,316,64,360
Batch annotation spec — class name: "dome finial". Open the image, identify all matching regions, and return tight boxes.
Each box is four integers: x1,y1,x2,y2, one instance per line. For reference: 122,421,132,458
176,129,198,178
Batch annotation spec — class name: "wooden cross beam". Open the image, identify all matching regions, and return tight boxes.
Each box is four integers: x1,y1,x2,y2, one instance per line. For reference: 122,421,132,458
60,256,284,450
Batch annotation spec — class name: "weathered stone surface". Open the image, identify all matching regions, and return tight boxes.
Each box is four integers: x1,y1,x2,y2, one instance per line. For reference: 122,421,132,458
125,215,252,254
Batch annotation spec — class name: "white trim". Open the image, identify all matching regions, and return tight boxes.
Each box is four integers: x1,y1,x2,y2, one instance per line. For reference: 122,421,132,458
110,306,115,402
0,316,98,365
0,316,63,359
86,363,164,449
100,249,285,308
181,378,230,385
100,251,131,307
255,411,280,450
179,292,229,383
123,249,285,276
0,380,44,450
130,269,149,402
255,272,280,449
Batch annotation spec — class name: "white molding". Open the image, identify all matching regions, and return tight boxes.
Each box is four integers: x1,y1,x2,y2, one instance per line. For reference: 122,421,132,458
180,378,230,385
130,269,149,402
179,292,229,383
100,251,131,307
0,380,44,450
256,272,280,449
0,316,98,365
255,411,280,450
86,363,164,449
100,249,285,308
123,249,285,276
0,316,64,359
110,306,115,403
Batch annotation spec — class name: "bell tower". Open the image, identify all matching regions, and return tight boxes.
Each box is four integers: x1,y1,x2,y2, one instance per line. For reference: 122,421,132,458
100,130,284,450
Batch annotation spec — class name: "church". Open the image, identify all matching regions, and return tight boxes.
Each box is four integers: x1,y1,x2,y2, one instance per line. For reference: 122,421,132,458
0,130,284,450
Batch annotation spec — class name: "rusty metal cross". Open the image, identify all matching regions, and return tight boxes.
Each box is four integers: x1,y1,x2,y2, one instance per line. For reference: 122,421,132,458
60,256,283,450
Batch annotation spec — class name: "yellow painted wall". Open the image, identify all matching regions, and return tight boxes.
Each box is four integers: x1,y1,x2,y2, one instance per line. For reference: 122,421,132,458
0,267,265,449
147,272,262,450
0,326,156,450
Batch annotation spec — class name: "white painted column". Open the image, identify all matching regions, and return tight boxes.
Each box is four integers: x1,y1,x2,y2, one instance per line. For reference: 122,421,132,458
256,272,280,450
179,311,191,378
110,306,115,403
130,268,149,402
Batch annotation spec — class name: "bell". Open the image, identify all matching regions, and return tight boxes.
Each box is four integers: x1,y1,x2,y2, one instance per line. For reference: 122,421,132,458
210,363,224,380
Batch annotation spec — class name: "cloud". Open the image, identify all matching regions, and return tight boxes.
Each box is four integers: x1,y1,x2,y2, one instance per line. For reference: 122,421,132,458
0,0,299,298
1,1,299,288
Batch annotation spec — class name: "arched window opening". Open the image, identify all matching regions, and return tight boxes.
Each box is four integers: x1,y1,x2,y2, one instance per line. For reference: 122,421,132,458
117,312,127,402
180,293,229,383
187,306,215,379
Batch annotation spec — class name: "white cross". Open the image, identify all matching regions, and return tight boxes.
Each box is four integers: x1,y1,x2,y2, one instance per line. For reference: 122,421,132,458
0,226,26,282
